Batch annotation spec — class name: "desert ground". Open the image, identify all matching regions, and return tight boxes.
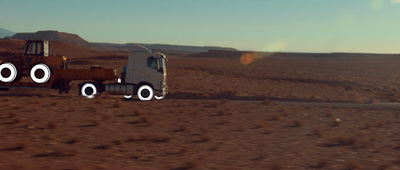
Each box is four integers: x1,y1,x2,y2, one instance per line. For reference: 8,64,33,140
1,40,400,169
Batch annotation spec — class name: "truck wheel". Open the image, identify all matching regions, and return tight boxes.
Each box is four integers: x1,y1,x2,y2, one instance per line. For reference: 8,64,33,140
123,95,132,99
137,85,153,101
0,63,17,83
30,63,51,84
154,95,165,100
81,83,97,99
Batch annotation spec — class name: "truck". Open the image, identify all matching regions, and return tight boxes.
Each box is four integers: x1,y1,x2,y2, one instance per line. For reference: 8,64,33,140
0,39,168,100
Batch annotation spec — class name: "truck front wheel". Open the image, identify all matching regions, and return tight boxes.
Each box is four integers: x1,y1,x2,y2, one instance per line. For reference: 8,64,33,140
137,85,153,101
81,83,97,99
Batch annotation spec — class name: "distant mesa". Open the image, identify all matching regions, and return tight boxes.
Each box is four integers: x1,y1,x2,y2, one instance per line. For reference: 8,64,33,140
0,28,15,38
11,30,91,47
5,29,238,53
186,50,400,59
185,50,246,58
133,43,238,53
93,43,238,53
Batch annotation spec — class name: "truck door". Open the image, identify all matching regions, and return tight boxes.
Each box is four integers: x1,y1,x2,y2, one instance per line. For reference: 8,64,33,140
146,56,164,91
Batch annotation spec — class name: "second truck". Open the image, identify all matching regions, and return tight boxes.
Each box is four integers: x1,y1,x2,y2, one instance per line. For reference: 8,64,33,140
0,40,168,100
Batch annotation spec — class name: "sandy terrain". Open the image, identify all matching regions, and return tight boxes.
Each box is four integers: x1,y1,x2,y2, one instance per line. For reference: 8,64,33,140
1,94,399,170
1,40,400,169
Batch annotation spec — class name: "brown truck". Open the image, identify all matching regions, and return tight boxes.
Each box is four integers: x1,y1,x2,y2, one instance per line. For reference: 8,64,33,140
0,40,167,100
0,39,115,94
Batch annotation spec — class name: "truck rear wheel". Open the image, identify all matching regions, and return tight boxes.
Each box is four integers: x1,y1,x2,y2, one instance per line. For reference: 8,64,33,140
30,63,51,84
81,83,97,99
137,85,153,101
0,63,17,83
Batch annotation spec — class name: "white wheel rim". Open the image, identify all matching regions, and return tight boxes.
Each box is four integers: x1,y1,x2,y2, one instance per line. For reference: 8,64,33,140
119,78,132,99
81,83,97,99
138,85,153,101
30,63,51,83
124,95,132,99
154,95,164,100
0,63,17,83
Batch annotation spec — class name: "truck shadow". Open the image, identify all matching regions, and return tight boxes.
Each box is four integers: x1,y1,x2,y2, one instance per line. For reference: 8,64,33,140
0,91,354,103
0,93,43,97
166,91,354,103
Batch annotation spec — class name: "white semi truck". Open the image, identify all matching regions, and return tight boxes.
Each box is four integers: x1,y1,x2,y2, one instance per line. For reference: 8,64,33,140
79,45,168,100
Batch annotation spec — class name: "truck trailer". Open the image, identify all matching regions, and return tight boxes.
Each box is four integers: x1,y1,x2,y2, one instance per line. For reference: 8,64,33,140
0,40,167,101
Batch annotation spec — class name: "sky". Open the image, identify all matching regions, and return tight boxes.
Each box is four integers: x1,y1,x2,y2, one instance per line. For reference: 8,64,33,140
0,0,400,53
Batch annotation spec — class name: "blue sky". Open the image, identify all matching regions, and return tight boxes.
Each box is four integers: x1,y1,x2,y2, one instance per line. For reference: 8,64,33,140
1,0,400,53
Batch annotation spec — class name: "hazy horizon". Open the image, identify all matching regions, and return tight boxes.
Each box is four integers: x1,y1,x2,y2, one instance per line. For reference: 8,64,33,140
1,0,400,53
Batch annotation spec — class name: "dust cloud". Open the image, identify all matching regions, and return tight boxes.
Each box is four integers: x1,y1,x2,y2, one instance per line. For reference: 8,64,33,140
240,53,255,65
240,52,268,65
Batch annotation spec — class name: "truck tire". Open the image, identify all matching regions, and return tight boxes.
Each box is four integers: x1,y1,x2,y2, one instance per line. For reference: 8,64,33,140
81,83,97,99
124,95,132,99
154,95,165,100
30,63,51,84
137,85,153,101
0,63,17,83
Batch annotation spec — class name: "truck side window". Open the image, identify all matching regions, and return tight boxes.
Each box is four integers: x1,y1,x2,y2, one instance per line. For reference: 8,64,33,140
36,42,43,55
147,56,157,70
27,42,37,55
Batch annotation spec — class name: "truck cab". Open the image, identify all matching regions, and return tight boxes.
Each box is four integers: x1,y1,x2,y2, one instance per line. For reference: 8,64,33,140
82,45,168,100
25,40,50,57
23,40,66,69
124,45,167,99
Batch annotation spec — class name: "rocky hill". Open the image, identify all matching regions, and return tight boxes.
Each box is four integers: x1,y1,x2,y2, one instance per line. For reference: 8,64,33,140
11,30,91,47
185,50,400,59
